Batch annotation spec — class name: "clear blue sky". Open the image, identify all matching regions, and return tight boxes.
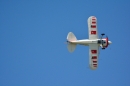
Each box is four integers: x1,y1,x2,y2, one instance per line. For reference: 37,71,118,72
0,0,130,86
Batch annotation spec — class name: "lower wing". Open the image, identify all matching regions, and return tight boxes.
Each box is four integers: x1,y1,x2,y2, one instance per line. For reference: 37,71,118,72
89,44,99,70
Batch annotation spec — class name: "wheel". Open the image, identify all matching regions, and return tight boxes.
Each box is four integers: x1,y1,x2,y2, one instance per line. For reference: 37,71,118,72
102,48,105,49
101,33,105,35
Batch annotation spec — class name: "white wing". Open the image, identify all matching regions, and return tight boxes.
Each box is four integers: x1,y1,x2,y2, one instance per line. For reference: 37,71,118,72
88,16,98,39
89,44,99,70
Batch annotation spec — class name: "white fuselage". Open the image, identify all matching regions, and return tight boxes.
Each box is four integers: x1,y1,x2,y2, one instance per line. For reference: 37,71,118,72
70,39,99,46
70,38,112,47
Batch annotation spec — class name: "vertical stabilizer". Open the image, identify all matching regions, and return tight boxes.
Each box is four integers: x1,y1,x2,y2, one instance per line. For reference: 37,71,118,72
67,32,77,42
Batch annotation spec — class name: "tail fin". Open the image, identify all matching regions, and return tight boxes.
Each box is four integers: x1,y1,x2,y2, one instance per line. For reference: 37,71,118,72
67,32,77,42
67,32,77,53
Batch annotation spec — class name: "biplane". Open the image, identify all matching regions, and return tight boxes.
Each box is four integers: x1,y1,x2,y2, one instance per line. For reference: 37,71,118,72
66,16,112,70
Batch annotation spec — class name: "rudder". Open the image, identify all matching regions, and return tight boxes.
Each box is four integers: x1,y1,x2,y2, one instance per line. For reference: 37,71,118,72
67,32,77,42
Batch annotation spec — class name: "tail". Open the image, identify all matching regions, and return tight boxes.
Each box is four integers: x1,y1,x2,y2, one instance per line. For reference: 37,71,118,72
67,32,77,53
67,32,77,42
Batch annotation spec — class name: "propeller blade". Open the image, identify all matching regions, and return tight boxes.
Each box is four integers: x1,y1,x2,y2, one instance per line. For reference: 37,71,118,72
106,35,108,39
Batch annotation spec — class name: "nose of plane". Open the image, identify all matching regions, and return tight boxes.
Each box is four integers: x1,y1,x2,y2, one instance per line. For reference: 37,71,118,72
108,41,112,44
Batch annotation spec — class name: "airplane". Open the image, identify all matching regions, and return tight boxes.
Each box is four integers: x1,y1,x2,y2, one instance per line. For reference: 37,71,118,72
66,16,112,70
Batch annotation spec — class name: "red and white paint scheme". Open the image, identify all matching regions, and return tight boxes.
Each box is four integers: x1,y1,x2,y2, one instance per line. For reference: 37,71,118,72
66,16,112,70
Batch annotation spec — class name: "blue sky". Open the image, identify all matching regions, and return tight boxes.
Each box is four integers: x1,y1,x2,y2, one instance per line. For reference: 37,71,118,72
0,0,130,86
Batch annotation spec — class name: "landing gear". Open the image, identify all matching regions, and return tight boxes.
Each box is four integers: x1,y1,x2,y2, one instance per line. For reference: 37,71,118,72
102,48,105,49
101,33,105,36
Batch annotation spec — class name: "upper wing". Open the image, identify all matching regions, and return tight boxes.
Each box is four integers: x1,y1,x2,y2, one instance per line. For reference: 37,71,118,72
89,44,99,70
88,16,98,39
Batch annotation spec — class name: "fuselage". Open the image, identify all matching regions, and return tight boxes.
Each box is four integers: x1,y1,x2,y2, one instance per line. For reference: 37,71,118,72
70,39,98,45
69,38,112,47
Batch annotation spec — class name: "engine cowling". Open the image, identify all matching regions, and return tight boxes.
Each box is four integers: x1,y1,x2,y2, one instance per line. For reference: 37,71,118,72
98,35,112,49
101,37,109,49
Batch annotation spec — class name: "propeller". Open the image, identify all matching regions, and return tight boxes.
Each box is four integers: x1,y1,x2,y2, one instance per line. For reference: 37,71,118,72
105,35,109,48
106,35,108,41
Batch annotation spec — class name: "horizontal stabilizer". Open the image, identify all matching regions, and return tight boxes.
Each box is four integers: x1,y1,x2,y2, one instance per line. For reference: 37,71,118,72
67,43,76,53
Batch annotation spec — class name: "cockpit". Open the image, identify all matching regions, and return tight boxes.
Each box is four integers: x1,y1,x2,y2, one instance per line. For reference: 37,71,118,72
97,39,106,44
